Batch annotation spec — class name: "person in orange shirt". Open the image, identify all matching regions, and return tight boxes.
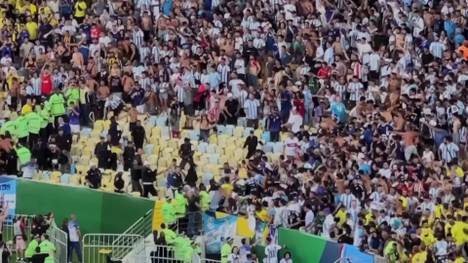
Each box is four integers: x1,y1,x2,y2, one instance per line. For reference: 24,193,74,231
458,41,468,59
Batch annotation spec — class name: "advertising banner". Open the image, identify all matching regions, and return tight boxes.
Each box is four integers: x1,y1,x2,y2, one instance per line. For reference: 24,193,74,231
202,212,237,254
0,176,16,222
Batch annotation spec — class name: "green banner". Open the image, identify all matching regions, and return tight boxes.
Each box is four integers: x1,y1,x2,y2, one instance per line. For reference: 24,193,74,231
278,228,327,263
16,179,153,234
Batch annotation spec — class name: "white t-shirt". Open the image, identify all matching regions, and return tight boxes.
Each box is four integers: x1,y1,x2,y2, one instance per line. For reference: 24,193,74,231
264,244,282,263
305,210,315,226
434,240,448,256
234,58,246,74
68,221,80,242
322,214,335,239
284,137,299,157
287,114,303,133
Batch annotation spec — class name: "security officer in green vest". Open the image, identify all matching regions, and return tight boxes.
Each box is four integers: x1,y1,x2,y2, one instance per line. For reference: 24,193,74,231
15,113,30,145
16,143,32,167
38,104,51,142
39,234,56,263
199,185,211,211
221,237,233,263
162,196,176,226
173,191,188,218
25,235,41,259
160,223,177,244
26,106,43,148
48,91,66,127
0,117,16,137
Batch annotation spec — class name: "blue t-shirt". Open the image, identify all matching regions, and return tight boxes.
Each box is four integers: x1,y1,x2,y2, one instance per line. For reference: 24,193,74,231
331,102,347,123
280,91,292,111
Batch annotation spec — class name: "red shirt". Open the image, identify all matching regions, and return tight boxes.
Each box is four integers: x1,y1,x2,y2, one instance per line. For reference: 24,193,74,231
317,66,331,79
90,26,101,39
41,73,52,96
293,98,305,117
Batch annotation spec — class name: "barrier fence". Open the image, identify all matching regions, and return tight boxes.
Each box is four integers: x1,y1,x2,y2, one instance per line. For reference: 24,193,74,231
147,244,221,263
2,214,67,262
2,214,34,252
46,222,68,263
82,233,143,263
112,209,153,260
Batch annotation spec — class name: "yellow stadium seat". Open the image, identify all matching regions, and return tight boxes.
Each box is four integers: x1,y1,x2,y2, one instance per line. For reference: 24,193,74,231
76,165,86,177
217,134,228,147
90,130,101,139
50,171,61,184
208,134,218,144
219,155,229,165
130,192,141,197
206,164,220,176
102,120,111,130
254,129,263,138
180,129,190,139
79,156,90,165
89,158,98,167
158,138,168,147
266,153,281,162
167,139,179,150
280,132,288,141
199,154,208,165
93,120,104,131
207,144,218,154
148,154,158,165
153,126,162,137
69,175,80,185
233,127,244,138
153,144,162,155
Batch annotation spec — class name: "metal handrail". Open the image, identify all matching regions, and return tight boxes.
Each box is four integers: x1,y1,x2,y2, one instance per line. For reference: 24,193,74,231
82,233,144,263
110,210,153,259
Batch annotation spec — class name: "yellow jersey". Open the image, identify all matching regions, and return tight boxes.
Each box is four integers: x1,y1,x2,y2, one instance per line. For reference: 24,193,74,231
74,1,87,18
26,21,38,40
411,251,427,263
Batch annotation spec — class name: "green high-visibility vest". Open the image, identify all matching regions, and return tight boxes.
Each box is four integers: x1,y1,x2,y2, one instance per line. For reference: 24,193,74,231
162,201,176,225
40,108,50,128
49,93,66,117
25,239,39,258
199,191,210,211
174,192,187,216
0,120,16,136
39,240,56,263
27,112,42,134
15,115,29,138
16,146,31,165
162,228,177,244
221,243,231,263
66,87,80,106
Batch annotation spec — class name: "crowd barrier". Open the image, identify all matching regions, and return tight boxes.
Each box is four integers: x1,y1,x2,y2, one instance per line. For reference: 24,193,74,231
198,213,387,263
12,177,154,233
2,213,68,262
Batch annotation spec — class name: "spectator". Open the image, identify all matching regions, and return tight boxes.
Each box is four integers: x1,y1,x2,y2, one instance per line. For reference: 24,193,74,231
114,172,125,193
0,0,467,262
141,162,157,198
243,130,260,159
86,166,102,189
67,214,82,263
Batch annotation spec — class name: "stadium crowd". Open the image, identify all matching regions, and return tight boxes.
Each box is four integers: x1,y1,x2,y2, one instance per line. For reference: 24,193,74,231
0,0,467,262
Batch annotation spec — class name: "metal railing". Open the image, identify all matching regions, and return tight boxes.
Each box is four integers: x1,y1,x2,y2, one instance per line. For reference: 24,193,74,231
2,214,67,262
147,244,221,263
111,209,153,260
2,214,34,250
82,233,143,263
46,223,68,263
